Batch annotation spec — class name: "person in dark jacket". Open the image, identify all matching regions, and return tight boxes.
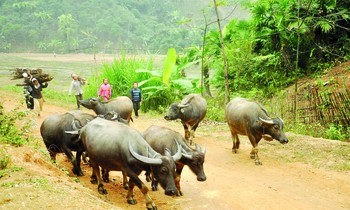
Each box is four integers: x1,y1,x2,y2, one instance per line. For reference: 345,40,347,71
130,82,142,118
29,78,48,116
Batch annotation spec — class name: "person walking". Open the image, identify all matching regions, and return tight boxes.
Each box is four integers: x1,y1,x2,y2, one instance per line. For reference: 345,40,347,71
22,72,34,110
29,78,48,117
69,73,84,110
130,82,142,118
98,78,112,102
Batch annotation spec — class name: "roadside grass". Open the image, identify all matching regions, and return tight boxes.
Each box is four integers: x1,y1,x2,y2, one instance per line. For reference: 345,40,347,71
259,133,350,171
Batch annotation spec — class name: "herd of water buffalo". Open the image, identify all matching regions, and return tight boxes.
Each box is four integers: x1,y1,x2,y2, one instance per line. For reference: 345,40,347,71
39,94,288,209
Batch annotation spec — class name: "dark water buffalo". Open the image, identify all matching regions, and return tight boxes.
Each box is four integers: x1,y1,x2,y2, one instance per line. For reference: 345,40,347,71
164,94,207,145
143,125,206,195
225,97,288,165
41,111,127,176
40,111,95,176
80,118,182,209
79,96,133,123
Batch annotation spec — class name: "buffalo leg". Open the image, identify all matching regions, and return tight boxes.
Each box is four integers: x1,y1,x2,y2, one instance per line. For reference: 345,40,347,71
90,160,107,194
229,128,240,153
75,148,84,176
82,152,89,164
61,146,84,176
191,121,200,137
247,134,262,165
125,168,157,210
102,168,110,183
182,123,190,141
46,144,59,161
122,170,129,190
175,164,185,196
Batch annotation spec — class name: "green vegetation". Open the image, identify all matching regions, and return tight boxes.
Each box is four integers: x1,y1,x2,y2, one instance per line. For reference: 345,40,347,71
1,0,349,141
0,148,10,170
0,0,218,53
0,102,30,146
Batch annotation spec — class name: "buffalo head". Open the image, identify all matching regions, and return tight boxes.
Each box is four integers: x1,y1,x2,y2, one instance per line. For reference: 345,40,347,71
164,103,189,120
259,117,288,144
181,144,206,181
79,97,99,109
128,141,182,196
97,111,129,125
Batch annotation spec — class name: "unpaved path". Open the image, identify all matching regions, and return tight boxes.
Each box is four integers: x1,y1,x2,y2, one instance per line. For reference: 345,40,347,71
1,91,350,210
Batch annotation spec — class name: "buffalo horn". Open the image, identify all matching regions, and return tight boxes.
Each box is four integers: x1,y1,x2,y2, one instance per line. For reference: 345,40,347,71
202,145,206,154
177,103,189,108
65,130,79,135
195,143,206,155
128,142,162,165
172,141,182,161
71,119,82,131
181,148,193,159
259,117,274,125
278,117,284,124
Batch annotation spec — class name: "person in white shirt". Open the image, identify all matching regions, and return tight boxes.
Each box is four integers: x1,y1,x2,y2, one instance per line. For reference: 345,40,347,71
68,73,84,110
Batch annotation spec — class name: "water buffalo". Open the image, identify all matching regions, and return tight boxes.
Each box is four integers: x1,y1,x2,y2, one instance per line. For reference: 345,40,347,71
225,97,288,165
79,96,133,123
164,94,207,145
143,125,206,195
40,111,95,176
80,118,182,209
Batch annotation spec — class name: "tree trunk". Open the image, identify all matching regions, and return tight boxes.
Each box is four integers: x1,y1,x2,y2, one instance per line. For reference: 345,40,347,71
213,0,230,103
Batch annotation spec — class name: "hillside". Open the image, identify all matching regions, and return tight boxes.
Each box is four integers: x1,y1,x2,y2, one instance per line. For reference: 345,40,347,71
0,0,250,54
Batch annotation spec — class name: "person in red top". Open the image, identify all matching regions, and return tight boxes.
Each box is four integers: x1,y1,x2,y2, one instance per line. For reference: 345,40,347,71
98,78,112,102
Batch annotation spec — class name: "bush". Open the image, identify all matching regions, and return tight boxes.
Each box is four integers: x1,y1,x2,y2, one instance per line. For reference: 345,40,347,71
206,95,226,122
0,102,29,146
326,124,346,141
0,149,10,170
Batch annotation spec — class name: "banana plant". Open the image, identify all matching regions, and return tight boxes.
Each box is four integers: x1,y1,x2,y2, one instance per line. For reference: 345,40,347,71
136,48,201,111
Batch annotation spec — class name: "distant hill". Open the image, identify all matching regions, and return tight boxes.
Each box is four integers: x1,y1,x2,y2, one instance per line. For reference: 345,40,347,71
0,0,250,54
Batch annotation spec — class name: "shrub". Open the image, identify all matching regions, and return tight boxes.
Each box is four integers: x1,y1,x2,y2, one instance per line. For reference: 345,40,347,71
0,149,10,170
326,124,346,141
0,102,29,146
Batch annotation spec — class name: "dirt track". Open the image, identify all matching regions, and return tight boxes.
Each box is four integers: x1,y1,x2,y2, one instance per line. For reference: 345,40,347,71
1,90,349,210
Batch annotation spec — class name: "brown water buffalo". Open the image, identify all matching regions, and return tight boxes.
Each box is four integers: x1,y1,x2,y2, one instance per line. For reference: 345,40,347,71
143,125,206,195
79,96,133,123
164,94,207,145
80,118,182,209
225,97,288,165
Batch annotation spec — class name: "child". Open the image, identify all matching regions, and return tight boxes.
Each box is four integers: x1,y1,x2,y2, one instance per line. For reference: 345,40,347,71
130,82,142,118
98,78,112,102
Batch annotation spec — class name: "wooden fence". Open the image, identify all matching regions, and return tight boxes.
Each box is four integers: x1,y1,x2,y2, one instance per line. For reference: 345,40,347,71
291,88,350,127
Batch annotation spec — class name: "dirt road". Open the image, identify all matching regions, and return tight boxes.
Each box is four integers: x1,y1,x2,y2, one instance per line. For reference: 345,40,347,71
1,91,350,210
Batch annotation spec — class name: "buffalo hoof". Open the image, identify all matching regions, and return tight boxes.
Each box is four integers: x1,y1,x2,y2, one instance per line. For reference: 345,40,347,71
103,177,109,183
151,185,158,191
123,184,129,190
176,190,183,196
90,179,97,184
73,169,84,176
147,205,158,210
98,185,107,194
127,198,137,205
255,160,262,165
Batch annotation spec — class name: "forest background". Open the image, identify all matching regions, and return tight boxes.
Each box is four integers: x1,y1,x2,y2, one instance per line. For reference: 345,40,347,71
0,0,349,140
